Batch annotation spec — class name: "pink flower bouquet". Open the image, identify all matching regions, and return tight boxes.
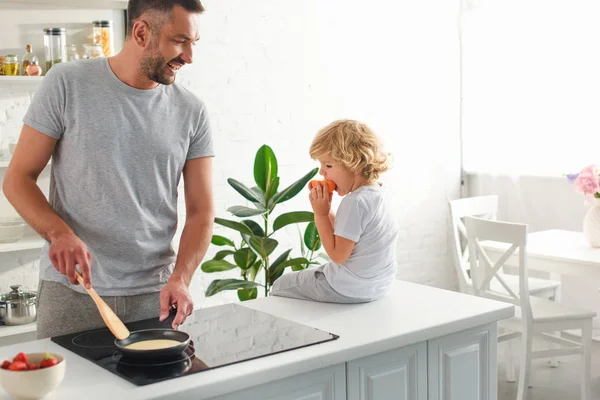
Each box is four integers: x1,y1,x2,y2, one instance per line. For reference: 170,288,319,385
567,165,600,203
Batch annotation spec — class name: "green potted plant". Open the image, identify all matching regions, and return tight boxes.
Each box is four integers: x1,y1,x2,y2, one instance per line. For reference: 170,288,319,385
202,145,326,301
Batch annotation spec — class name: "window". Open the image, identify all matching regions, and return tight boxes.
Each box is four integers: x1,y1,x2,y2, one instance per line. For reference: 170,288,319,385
461,0,600,176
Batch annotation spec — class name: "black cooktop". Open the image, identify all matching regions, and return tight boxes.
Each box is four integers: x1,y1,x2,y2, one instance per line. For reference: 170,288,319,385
51,303,339,386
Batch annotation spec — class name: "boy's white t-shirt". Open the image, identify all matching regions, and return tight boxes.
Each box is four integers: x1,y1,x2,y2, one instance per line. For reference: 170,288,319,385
323,184,398,300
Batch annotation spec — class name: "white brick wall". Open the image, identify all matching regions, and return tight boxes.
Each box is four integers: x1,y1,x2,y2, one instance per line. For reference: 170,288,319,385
0,0,461,309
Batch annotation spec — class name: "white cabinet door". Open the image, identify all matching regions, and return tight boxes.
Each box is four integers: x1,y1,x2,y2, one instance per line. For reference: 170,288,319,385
428,323,497,400
211,363,346,400
347,342,427,400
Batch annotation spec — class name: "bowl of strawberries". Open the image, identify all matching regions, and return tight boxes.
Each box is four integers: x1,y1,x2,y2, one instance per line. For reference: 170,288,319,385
0,352,65,399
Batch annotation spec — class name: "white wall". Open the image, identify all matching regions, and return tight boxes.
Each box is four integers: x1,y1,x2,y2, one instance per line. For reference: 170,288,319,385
0,0,462,310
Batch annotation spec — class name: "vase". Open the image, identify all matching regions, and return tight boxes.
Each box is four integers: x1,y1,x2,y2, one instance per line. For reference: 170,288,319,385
583,198,600,247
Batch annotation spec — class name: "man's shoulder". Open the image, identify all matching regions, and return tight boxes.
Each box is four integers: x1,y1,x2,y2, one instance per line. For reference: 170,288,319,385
46,58,104,79
167,83,207,112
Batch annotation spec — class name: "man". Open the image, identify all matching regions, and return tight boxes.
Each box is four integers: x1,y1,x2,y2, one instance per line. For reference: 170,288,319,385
3,0,214,338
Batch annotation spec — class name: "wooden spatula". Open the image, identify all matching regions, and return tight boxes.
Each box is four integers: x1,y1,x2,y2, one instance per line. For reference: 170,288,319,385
74,271,130,340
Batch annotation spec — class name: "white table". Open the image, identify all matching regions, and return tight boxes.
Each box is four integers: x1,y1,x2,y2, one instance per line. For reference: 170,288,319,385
481,229,600,280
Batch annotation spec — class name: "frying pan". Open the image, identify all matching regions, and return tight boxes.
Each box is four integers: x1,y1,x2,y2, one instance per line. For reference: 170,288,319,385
115,343,197,381
114,328,191,360
73,270,190,360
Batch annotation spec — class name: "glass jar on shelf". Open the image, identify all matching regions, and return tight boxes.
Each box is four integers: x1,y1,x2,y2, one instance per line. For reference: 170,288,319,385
66,44,80,62
93,20,114,57
26,60,42,77
3,55,19,76
0,56,5,76
21,44,39,76
43,28,67,73
82,44,105,60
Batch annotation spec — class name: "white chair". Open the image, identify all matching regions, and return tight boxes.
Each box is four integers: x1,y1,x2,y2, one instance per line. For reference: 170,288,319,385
449,195,561,299
465,216,595,400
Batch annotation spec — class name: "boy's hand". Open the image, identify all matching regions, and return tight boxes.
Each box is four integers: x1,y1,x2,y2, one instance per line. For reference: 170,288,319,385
309,182,332,217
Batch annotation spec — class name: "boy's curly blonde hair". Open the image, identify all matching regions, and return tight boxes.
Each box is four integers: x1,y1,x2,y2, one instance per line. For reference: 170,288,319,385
309,119,392,182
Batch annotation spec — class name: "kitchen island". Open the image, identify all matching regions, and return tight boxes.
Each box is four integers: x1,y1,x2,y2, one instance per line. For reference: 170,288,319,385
0,280,513,400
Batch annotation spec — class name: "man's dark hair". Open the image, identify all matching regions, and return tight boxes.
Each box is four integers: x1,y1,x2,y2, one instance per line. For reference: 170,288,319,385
127,0,205,35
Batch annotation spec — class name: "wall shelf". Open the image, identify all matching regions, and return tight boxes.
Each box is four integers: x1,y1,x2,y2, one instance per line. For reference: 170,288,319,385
0,0,127,9
0,323,36,338
0,76,44,84
0,236,45,253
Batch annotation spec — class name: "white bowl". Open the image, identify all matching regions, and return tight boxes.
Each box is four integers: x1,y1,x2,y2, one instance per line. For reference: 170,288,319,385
0,353,65,400
0,218,26,243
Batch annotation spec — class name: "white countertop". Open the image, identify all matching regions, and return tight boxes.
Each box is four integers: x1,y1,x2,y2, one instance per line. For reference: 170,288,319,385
484,229,600,265
0,280,513,400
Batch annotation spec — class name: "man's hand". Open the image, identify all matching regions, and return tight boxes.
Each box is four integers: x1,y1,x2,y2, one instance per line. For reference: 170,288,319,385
48,232,93,288
159,276,194,330
309,182,332,217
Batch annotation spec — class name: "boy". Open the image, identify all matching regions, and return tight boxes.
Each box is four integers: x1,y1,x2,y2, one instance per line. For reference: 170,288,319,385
271,120,398,303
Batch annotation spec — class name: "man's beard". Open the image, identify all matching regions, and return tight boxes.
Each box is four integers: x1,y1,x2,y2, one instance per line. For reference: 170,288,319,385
140,42,175,85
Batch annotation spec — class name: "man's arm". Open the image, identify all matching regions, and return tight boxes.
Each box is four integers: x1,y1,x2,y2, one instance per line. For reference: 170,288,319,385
3,125,93,287
160,156,214,328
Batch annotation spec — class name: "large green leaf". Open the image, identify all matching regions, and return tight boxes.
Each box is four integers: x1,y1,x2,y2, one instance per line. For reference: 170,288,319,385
227,178,263,203
205,279,261,297
211,235,235,247
234,248,257,270
249,236,278,258
214,250,235,260
214,217,253,236
297,224,307,258
237,287,258,301
304,222,322,251
254,145,278,193
268,249,292,284
242,219,265,237
250,187,266,206
201,259,237,273
249,260,263,282
272,211,314,233
269,249,292,271
269,168,319,207
227,205,267,218
271,257,310,281
265,177,279,203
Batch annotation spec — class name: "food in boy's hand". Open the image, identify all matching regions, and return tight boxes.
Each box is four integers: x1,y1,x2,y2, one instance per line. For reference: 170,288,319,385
308,180,336,193
2,352,60,371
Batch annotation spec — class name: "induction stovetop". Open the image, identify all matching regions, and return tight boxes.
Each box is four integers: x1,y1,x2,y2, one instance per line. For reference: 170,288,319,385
51,303,339,386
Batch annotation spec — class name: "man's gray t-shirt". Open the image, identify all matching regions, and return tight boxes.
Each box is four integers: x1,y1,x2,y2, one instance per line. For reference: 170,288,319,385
23,58,214,296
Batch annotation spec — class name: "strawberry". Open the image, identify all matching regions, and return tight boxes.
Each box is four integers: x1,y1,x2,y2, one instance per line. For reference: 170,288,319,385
8,361,27,371
27,363,38,370
39,353,58,369
1,360,11,369
12,352,28,364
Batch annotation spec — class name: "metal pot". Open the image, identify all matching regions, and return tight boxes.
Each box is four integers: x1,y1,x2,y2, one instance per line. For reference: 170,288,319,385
0,285,36,325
